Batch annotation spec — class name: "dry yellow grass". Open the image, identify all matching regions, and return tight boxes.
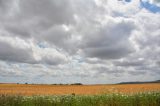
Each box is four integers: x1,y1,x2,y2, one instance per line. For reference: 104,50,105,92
0,83,160,96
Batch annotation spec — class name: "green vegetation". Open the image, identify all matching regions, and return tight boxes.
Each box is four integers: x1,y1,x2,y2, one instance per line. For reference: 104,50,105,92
0,92,160,106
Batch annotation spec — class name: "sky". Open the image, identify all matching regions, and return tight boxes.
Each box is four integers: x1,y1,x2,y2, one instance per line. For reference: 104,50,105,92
0,0,160,84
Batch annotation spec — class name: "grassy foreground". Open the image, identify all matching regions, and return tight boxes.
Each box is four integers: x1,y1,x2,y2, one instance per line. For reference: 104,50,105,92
0,92,160,106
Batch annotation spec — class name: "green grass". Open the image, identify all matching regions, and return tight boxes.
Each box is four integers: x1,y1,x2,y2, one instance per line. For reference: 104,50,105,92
0,92,160,106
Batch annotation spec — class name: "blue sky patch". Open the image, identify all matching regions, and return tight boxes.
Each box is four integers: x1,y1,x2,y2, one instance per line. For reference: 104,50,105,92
38,42,47,48
125,0,131,2
140,0,160,13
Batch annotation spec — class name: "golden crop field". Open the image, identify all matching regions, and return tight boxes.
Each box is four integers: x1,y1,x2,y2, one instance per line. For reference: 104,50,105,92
0,83,160,96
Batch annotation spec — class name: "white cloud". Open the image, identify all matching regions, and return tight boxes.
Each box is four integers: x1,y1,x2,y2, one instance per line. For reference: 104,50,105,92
0,0,159,84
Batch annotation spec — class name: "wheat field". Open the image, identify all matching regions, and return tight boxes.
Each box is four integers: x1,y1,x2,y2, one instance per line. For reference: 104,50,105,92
0,83,159,96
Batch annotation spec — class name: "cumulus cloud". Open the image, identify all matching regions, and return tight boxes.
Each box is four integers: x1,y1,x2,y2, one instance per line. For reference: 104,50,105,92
81,18,136,59
0,0,159,84
33,47,69,65
128,70,146,75
0,62,23,77
0,40,35,63
19,0,74,24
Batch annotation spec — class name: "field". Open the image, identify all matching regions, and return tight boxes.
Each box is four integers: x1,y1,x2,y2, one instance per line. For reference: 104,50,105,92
0,83,160,106
0,83,160,95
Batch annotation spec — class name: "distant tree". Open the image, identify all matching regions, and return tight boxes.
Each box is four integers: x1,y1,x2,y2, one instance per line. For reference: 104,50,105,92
71,83,83,85
25,82,28,84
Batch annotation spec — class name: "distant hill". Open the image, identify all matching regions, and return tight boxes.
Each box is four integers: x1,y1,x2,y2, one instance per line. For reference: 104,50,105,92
118,80,160,84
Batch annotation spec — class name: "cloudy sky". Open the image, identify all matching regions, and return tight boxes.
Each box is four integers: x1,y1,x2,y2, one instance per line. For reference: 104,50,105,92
0,0,160,84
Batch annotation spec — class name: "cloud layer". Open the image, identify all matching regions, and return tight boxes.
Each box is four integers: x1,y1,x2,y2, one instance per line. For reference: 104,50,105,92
0,0,160,84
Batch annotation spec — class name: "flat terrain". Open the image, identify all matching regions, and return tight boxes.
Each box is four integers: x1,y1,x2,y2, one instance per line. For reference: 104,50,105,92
0,83,160,96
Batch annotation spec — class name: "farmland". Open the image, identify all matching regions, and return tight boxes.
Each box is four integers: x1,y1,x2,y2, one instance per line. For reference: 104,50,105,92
0,83,160,95
0,83,160,106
